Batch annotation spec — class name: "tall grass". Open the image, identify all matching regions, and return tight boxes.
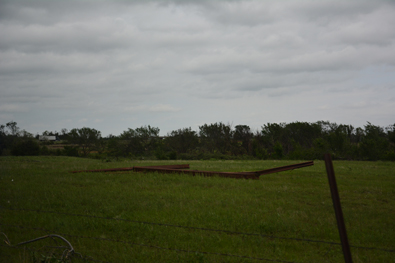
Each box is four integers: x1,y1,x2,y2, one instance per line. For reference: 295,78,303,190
0,157,394,262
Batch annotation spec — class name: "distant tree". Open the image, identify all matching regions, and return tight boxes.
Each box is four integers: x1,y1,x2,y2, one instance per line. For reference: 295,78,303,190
20,130,33,138
62,146,79,157
260,122,286,157
233,125,253,154
67,127,101,156
0,124,7,155
324,124,349,157
95,137,107,155
387,124,395,145
260,121,325,159
353,127,364,144
6,121,19,136
199,122,233,154
385,124,395,160
11,140,40,156
120,125,160,157
57,128,69,141
359,122,389,160
165,127,199,154
2,120,395,161
251,130,268,159
1,121,21,155
105,135,121,158
287,122,322,148
272,141,284,159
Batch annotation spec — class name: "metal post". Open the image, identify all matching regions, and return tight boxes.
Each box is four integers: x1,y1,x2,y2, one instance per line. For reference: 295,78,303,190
324,153,353,263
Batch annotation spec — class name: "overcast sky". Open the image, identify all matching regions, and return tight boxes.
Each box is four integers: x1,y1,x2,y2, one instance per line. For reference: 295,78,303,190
1,0,395,136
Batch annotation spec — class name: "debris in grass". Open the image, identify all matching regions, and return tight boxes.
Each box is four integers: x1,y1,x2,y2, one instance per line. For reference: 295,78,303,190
70,161,314,180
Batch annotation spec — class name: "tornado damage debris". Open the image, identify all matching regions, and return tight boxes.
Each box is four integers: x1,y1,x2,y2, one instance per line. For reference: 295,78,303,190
71,161,314,180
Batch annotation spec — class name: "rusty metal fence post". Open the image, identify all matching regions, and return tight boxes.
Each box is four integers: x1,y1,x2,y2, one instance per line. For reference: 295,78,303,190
324,153,353,263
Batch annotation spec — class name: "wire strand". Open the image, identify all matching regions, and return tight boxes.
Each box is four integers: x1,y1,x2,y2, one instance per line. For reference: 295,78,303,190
0,206,342,245
1,206,395,253
0,228,296,263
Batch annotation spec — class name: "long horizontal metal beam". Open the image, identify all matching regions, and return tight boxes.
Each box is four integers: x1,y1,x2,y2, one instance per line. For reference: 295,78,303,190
71,162,313,180
133,161,313,179
71,164,189,173
71,167,134,173
251,161,314,176
133,166,259,179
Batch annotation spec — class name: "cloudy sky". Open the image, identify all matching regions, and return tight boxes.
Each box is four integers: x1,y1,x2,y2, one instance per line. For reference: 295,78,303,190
1,0,395,136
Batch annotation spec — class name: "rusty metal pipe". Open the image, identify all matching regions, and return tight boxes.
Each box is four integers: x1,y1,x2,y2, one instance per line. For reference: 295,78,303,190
324,154,353,263
71,162,313,180
133,166,259,179
251,161,314,176
71,164,189,173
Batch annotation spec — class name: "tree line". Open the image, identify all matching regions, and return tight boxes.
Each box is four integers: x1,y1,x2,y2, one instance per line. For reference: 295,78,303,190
1,121,394,161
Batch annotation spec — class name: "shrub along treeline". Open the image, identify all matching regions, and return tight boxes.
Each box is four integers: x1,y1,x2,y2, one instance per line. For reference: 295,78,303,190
1,121,394,161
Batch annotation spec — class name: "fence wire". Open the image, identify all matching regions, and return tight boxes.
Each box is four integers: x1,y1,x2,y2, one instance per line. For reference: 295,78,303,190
0,243,110,263
1,205,394,253
1,225,296,263
0,233,109,263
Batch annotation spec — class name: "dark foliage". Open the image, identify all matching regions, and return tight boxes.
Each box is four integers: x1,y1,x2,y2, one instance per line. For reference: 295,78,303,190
199,122,235,154
1,121,394,160
11,140,40,156
67,127,101,157
119,125,160,158
164,127,199,154
63,146,80,157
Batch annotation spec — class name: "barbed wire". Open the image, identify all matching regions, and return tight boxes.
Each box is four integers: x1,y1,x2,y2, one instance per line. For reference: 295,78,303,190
0,243,110,263
3,205,395,253
1,206,395,253
1,232,74,260
0,206,341,245
0,226,297,263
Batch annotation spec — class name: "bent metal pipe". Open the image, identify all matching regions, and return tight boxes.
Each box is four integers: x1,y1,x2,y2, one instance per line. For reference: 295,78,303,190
71,161,314,180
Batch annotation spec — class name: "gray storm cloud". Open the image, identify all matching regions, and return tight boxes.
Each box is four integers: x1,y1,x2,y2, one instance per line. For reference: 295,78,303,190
1,0,394,135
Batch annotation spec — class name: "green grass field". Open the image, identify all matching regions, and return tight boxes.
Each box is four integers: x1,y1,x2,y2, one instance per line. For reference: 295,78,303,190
1,156,394,262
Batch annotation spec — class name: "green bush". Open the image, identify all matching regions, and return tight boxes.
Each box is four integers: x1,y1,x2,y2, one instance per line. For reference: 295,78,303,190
384,151,395,161
62,146,79,157
272,142,283,159
11,140,40,156
168,151,177,160
40,145,50,155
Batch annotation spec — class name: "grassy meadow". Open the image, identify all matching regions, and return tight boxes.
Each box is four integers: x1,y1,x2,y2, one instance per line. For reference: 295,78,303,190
0,156,394,262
